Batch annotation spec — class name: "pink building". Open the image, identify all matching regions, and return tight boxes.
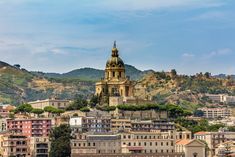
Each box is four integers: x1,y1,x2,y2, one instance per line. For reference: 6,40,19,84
7,118,52,137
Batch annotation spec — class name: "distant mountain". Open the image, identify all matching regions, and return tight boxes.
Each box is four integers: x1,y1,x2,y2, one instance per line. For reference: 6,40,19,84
214,74,235,79
0,61,150,105
2,60,235,110
33,64,147,81
0,61,11,68
0,61,94,105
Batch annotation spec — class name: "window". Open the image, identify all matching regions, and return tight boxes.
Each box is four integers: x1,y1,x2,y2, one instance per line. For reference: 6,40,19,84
113,72,115,77
193,152,198,157
155,142,158,146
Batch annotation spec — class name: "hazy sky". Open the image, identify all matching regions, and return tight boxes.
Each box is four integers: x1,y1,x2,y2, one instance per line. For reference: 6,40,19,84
0,0,235,74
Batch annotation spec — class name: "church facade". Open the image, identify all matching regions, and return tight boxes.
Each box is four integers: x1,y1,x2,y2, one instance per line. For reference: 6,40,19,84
95,42,134,103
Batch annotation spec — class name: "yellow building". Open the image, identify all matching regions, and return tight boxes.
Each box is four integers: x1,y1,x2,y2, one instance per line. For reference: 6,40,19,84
28,98,70,110
95,41,134,104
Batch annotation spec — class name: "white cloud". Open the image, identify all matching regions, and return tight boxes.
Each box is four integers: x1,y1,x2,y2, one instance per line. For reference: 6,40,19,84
182,53,195,58
204,48,233,58
90,0,223,11
190,11,227,21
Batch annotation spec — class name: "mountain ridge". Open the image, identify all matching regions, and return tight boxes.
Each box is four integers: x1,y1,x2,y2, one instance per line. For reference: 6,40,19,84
1,60,235,110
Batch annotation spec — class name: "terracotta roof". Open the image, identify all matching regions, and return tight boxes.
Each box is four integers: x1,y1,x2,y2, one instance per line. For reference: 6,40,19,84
176,139,192,145
194,131,208,135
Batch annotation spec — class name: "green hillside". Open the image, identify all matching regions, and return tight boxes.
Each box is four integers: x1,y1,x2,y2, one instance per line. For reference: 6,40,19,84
33,64,145,81
135,71,235,110
1,60,235,110
0,61,94,105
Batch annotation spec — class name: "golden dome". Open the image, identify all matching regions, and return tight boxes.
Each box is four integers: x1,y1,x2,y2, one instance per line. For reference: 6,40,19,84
106,41,125,68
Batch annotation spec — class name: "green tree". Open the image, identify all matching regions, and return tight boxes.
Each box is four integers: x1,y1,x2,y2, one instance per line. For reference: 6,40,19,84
49,124,71,157
194,110,204,117
44,106,64,116
89,95,99,107
9,112,15,119
31,108,44,117
171,69,177,79
204,72,211,78
66,96,88,111
14,104,33,114
97,105,116,112
44,106,56,113
80,107,90,112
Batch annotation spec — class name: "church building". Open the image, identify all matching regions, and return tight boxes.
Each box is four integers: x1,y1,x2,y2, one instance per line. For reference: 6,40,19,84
95,41,135,104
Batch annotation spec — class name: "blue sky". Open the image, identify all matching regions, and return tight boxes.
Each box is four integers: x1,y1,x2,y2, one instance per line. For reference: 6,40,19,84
0,0,235,75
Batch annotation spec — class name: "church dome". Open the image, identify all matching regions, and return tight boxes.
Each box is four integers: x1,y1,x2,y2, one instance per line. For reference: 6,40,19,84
106,41,125,68
106,56,125,68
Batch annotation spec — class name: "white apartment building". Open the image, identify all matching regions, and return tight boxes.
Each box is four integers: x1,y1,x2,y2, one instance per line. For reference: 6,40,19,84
199,107,232,119
206,94,235,104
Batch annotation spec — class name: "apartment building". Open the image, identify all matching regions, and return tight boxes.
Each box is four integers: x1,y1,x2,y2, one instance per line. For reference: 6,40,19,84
28,98,70,110
121,131,176,154
194,128,235,156
131,120,175,132
70,116,111,133
199,107,232,119
71,132,121,155
30,137,50,157
206,94,224,102
7,118,52,137
70,117,176,134
111,119,132,132
71,131,187,157
0,133,30,157
206,94,235,104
